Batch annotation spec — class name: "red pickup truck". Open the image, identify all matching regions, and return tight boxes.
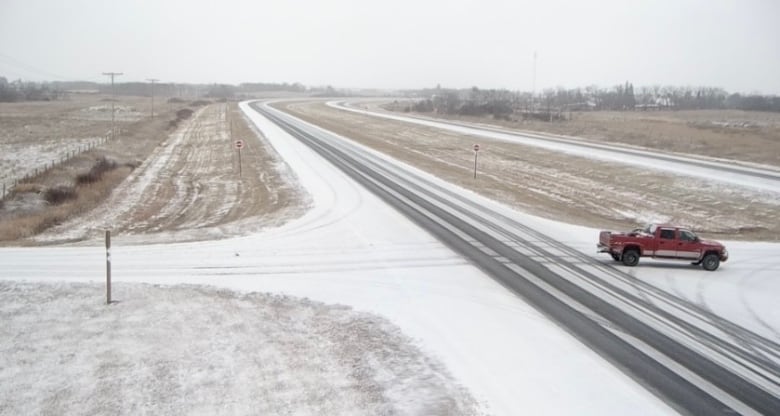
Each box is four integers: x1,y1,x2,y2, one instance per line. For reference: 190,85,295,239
598,224,729,271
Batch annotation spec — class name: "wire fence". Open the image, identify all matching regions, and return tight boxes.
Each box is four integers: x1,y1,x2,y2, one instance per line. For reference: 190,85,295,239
1,130,118,201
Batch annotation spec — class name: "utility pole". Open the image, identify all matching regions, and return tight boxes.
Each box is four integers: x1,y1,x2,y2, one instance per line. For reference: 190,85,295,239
532,51,537,111
102,72,123,137
146,78,159,118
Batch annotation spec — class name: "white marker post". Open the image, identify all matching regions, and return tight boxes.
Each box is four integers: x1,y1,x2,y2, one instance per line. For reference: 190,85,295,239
105,230,112,305
235,139,245,178
473,143,480,179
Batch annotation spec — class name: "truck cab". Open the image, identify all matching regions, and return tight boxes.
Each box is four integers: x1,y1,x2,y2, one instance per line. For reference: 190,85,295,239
598,223,729,271
656,226,702,258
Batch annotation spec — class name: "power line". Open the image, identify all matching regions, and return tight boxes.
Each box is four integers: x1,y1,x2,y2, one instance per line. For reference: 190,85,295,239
532,50,537,109
0,51,101,82
0,52,69,80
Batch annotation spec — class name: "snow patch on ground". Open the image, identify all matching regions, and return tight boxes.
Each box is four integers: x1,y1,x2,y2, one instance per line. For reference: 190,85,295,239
10,101,779,415
0,281,483,416
79,105,144,121
0,138,105,187
0,102,682,416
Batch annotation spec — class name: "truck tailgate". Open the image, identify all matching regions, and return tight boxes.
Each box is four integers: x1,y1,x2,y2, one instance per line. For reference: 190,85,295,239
598,231,611,251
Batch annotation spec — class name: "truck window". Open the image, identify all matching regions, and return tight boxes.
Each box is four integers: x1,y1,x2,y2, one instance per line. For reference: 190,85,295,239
660,229,675,240
680,230,697,241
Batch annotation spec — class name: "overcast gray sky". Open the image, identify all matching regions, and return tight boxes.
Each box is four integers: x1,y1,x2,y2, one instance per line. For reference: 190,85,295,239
1,0,778,93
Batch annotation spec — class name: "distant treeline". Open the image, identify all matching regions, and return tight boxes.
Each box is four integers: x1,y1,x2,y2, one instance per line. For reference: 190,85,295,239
238,82,306,93
404,83,780,118
3,76,779,114
0,77,310,102
0,76,63,101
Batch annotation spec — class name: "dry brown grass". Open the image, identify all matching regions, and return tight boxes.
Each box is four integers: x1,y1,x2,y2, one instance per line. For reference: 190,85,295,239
2,96,306,245
23,102,305,244
8,183,43,194
226,102,303,222
75,157,117,184
374,105,780,167
0,94,158,144
278,101,780,242
43,186,77,205
0,166,133,243
0,98,184,245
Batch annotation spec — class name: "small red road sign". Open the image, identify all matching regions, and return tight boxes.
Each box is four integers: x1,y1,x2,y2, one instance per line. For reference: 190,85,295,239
473,143,480,152
235,139,244,149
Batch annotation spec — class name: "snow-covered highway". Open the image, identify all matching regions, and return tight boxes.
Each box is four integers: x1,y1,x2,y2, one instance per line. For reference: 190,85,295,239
258,101,780,415
2,99,779,415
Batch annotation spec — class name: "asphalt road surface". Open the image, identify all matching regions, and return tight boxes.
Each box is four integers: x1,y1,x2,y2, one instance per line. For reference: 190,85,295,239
252,101,780,416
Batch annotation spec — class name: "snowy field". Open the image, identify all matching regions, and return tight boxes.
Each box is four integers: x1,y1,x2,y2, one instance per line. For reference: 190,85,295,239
2,100,778,415
330,101,780,194
0,281,480,415
29,103,303,245
281,101,780,241
0,96,150,193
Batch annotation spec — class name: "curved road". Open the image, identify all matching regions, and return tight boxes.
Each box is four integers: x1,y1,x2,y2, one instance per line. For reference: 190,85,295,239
254,101,780,415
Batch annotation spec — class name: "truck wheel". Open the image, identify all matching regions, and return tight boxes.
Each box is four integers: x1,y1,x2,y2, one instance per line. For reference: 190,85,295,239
701,254,720,271
622,250,640,267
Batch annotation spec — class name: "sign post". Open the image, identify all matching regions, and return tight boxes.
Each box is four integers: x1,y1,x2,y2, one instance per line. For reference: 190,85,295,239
105,230,112,305
234,139,244,178
473,143,480,179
